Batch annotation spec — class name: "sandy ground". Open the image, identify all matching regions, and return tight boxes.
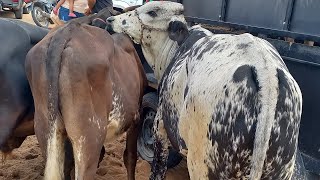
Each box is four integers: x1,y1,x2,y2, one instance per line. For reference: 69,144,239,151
0,136,189,180
0,12,189,180
0,11,35,25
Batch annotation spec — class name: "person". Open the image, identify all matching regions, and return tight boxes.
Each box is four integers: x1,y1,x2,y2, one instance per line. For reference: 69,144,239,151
56,0,87,22
84,0,113,15
52,0,113,25
53,0,77,17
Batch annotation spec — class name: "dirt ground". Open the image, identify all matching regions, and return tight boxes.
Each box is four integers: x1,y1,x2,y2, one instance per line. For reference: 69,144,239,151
0,135,189,180
0,12,189,180
0,11,35,25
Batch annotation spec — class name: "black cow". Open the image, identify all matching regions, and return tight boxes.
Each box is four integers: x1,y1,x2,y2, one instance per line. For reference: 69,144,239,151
0,18,48,155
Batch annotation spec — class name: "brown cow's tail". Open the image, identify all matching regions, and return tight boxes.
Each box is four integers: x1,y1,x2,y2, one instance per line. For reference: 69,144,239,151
44,22,79,180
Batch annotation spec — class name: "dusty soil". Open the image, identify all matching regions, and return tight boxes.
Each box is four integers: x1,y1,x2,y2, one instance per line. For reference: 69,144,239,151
0,11,35,25
0,135,189,180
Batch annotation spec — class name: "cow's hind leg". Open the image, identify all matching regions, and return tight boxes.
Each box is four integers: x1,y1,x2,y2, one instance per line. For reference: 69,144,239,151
65,118,105,180
98,146,106,168
63,140,105,180
123,122,140,180
64,139,74,180
187,147,211,180
184,111,212,180
68,134,103,180
150,110,170,180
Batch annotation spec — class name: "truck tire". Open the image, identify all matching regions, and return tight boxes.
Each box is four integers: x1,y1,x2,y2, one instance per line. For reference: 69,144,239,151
137,92,183,169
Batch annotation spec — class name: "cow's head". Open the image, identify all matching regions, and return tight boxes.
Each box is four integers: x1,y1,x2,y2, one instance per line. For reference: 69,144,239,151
106,1,186,79
107,1,185,43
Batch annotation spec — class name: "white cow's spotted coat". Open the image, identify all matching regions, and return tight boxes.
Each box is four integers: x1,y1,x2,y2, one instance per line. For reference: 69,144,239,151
109,1,303,179
155,28,302,179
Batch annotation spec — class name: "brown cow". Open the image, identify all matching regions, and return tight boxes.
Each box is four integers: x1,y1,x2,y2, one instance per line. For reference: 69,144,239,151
0,7,127,159
25,22,147,179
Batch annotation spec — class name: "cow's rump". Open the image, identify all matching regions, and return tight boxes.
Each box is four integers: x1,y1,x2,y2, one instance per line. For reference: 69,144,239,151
159,28,302,179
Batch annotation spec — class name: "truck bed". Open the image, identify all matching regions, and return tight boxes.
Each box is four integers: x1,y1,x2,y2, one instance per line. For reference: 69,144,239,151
178,0,320,177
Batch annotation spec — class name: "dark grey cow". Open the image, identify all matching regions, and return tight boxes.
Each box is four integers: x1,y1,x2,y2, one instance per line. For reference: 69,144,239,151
107,1,303,179
0,18,48,155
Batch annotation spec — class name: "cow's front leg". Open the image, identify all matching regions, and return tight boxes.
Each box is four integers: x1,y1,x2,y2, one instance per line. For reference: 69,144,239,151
150,111,169,180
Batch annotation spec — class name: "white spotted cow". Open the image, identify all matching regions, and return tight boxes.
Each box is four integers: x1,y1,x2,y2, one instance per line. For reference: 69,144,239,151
107,1,303,179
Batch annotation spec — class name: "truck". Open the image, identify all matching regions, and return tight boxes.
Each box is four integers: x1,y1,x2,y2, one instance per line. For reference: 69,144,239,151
0,0,29,19
136,0,320,179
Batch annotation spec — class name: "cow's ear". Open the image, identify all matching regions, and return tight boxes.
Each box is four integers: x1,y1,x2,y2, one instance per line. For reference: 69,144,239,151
168,21,189,45
92,18,107,29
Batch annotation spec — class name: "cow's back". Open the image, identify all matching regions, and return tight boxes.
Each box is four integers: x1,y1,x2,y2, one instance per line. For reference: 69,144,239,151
160,27,302,179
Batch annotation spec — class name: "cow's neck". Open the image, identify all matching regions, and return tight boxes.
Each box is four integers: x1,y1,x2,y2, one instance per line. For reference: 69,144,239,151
142,36,178,81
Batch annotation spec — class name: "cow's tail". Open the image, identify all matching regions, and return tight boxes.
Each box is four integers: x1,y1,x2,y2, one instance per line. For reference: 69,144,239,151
44,23,77,180
249,66,279,180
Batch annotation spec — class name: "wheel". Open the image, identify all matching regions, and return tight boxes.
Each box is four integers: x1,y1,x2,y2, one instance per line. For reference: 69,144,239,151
137,92,183,169
14,7,23,19
31,4,49,28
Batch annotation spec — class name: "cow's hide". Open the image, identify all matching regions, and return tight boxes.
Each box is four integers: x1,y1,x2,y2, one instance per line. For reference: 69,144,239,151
155,25,302,179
